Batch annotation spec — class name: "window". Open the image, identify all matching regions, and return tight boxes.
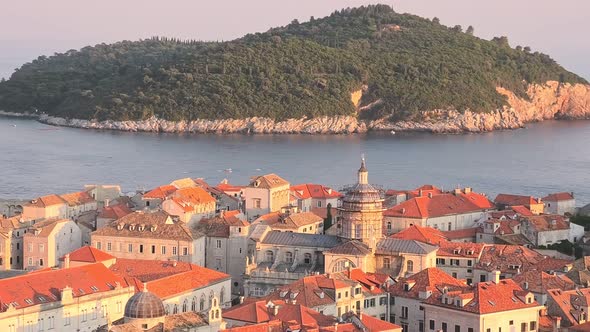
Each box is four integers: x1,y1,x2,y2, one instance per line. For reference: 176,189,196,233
338,292,342,299
509,321,514,326
117,301,122,313
161,246,166,255
128,243,133,253
480,275,487,282
442,322,447,332
172,246,177,255
521,323,527,332
467,278,472,285
402,323,409,332
139,244,144,253
39,259,43,266
383,258,391,269
448,222,452,231
265,250,274,262
387,222,392,230
355,287,361,295
455,325,460,332
39,244,44,253
252,198,261,208
419,321,424,332
452,272,457,278
28,257,33,266
430,320,435,330
304,253,312,264
285,252,293,263
436,258,446,265
216,240,222,249
530,322,536,331
151,245,156,254
380,296,387,305
487,329,491,332
345,291,349,298
401,306,408,318
64,312,71,326
468,329,474,332
92,307,97,319
467,260,472,266
407,260,414,273
182,300,188,312
183,247,188,256
200,296,205,311
355,225,362,239
107,242,112,251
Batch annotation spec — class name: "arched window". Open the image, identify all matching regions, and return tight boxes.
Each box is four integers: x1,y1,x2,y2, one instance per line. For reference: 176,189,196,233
332,259,354,273
220,287,225,305
285,252,293,263
173,304,178,314
209,291,214,306
407,260,414,273
265,250,274,262
191,297,197,311
182,300,188,312
199,296,205,311
165,305,170,314
304,253,312,264
215,309,220,319
387,222,392,231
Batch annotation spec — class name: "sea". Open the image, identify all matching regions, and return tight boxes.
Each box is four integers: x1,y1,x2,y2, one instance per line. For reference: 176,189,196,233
1,116,589,205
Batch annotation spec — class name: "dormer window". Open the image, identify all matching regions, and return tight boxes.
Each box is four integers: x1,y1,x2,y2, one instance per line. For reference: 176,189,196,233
151,225,157,232
454,249,461,255
129,224,135,231
117,223,124,231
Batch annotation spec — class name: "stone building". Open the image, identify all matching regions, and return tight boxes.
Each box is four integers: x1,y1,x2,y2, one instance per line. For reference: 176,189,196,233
543,192,576,215
242,174,290,221
91,210,206,266
162,187,216,225
23,218,82,270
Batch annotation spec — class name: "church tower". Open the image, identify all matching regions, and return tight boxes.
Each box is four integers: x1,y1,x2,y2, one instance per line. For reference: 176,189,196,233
338,157,384,249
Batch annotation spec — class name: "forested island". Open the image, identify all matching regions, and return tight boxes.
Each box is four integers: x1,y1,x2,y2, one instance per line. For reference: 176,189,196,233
0,5,589,133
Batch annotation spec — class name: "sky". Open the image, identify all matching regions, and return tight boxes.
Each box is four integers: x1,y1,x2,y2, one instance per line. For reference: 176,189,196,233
0,0,588,80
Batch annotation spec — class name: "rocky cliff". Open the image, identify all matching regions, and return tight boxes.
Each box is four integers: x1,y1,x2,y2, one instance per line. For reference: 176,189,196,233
37,81,590,134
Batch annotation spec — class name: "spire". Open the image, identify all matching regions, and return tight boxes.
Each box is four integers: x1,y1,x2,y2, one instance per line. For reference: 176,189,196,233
358,155,368,184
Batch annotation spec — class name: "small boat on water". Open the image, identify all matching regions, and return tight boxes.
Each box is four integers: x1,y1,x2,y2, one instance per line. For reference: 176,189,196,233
224,168,232,173
390,130,396,135
11,124,16,127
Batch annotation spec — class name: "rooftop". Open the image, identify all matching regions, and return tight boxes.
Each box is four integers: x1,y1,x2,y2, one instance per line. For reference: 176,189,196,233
385,192,493,219
249,174,289,189
543,192,575,202
391,225,447,245
494,194,542,207
92,211,195,242
375,238,439,255
261,231,342,248
65,245,116,263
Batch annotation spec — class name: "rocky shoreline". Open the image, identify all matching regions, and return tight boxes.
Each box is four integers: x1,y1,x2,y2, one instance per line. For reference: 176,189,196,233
19,81,590,134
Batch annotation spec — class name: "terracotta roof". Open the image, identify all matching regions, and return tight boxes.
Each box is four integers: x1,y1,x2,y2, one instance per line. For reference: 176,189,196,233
310,207,329,219
221,319,283,332
224,300,336,328
170,177,198,189
255,212,323,231
290,184,342,200
510,205,534,216
215,182,244,193
358,314,402,332
547,288,590,326
494,194,542,207
425,279,540,314
194,211,249,238
384,193,493,219
437,241,485,258
60,191,95,206
25,218,70,237
249,174,289,189
0,263,129,311
143,185,177,200
92,211,194,242
512,270,575,294
475,245,572,273
566,256,590,286
522,215,570,232
442,227,480,240
25,194,66,208
98,203,133,220
391,225,447,245
170,187,216,207
109,258,229,299
543,192,575,202
66,246,116,263
389,268,467,299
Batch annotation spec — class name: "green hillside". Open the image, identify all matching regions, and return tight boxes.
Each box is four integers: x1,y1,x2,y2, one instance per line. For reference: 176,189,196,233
0,5,585,122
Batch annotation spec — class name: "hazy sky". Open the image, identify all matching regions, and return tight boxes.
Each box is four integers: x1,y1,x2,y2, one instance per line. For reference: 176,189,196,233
1,0,588,80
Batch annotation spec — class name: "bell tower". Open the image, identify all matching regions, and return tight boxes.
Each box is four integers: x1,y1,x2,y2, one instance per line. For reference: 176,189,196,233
338,157,384,249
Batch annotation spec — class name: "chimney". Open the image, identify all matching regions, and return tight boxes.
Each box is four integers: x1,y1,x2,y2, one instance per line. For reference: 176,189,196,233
272,305,279,316
492,270,501,284
104,198,110,207
553,316,561,332
64,254,70,269
419,189,424,197
464,187,472,194
427,192,433,198
239,296,244,304
171,259,177,267
220,210,225,218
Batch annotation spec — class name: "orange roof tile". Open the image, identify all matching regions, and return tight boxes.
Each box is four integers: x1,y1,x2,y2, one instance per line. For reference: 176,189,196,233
522,215,570,232
442,227,480,240
25,194,66,208
170,187,216,209
359,313,402,332
389,268,467,299
60,191,95,206
0,263,129,311
543,192,575,202
143,185,177,200
109,258,229,299
98,203,133,220
291,184,342,200
391,225,447,244
384,193,493,219
66,246,116,263
425,279,540,314
512,270,575,294
494,194,542,207
250,174,289,189
437,241,485,258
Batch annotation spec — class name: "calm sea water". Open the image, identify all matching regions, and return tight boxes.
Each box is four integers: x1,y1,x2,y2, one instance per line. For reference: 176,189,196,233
1,116,590,205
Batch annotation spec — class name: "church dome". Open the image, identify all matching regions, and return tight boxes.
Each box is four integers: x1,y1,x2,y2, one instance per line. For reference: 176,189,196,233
343,183,382,203
124,286,165,319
